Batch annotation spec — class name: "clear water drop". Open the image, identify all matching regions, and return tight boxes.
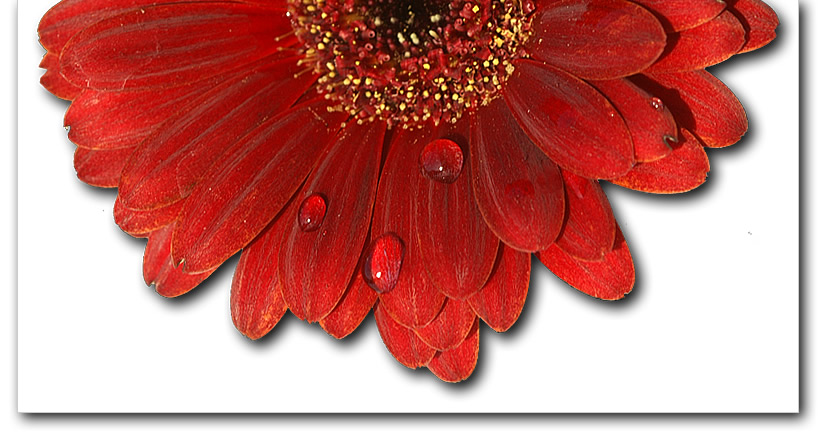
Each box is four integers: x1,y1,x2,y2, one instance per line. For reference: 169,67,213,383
298,194,327,232
363,233,405,293
650,97,665,111
420,139,464,184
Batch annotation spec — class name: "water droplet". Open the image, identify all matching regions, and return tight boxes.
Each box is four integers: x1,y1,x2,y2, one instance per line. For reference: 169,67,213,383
650,97,664,111
663,135,678,147
420,139,464,184
298,194,327,232
363,233,405,293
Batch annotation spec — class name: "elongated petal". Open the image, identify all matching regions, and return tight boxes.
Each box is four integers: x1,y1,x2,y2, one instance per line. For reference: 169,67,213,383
38,0,226,53
230,215,289,341
505,60,634,180
60,3,289,91
555,171,616,261
591,78,676,163
280,121,386,322
172,101,347,273
427,319,480,383
527,0,666,80
65,74,224,150
375,303,436,369
39,52,80,100
631,0,726,31
373,126,447,328
727,0,779,53
467,244,530,333
537,228,634,300
144,224,214,298
119,55,314,210
319,265,379,339
414,299,477,351
73,145,133,188
611,129,710,193
471,98,565,252
114,196,184,237
636,70,747,148
416,119,499,300
647,11,746,73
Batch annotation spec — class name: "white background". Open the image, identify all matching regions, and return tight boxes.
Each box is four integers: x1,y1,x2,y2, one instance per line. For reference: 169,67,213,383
5,0,814,432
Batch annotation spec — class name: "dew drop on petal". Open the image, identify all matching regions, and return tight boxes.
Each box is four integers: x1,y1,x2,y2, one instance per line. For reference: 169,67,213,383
363,233,405,293
420,139,464,184
663,135,678,147
650,97,665,111
298,193,327,232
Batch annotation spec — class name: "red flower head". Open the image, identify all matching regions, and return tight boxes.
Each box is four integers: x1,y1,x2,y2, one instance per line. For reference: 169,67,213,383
38,0,778,382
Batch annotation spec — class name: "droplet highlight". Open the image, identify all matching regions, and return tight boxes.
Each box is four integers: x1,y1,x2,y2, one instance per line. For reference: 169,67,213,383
650,97,664,111
420,139,464,184
298,194,327,232
363,233,405,293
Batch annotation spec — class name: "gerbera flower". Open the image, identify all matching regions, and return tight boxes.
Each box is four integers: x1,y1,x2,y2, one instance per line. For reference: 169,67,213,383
38,0,778,382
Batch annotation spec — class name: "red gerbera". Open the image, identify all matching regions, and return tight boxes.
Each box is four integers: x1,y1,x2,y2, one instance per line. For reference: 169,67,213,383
38,0,778,382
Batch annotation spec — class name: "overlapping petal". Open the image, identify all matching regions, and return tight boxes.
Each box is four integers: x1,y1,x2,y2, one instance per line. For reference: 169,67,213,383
171,101,347,273
467,244,530,333
611,129,711,193
416,119,500,300
230,213,291,341
60,3,290,91
635,70,748,148
279,120,385,322
471,98,565,253
373,126,447,328
527,0,666,80
143,224,214,298
37,0,780,383
538,227,635,300
505,59,635,180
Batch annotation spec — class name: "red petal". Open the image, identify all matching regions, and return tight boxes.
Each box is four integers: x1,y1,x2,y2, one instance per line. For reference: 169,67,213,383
591,78,676,163
172,100,347,273
73,145,133,188
611,129,710,193
119,55,314,210
631,0,726,31
527,0,666,80
427,319,480,383
143,224,214,298
555,171,616,261
416,119,499,300
375,303,436,369
38,0,222,53
60,3,289,91
647,11,746,73
467,244,530,333
373,126,447,328
635,70,747,148
230,216,289,341
537,227,635,300
727,0,779,53
39,52,81,100
505,60,635,180
279,121,386,322
319,265,379,339
471,98,565,252
414,298,477,351
64,74,225,150
114,196,184,237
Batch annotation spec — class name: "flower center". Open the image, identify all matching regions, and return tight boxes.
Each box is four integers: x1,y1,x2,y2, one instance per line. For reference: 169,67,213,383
288,0,534,128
